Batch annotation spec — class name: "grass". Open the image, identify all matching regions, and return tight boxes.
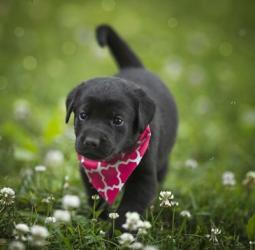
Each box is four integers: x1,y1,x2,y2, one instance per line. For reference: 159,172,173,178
0,0,255,249
0,167,254,249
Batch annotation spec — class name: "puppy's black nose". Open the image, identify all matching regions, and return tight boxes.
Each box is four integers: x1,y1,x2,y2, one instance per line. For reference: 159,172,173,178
83,136,100,148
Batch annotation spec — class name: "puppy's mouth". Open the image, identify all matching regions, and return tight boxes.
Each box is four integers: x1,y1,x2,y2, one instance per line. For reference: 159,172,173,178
77,148,114,161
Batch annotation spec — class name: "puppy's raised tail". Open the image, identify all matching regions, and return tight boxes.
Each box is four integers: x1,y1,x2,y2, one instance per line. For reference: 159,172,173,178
96,24,144,69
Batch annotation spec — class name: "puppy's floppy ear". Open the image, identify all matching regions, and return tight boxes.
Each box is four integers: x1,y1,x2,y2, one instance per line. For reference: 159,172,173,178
133,88,155,132
65,87,78,123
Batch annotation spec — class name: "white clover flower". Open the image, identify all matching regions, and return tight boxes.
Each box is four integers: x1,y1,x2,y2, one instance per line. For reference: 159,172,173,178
159,191,178,207
30,225,49,238
185,159,198,169
137,220,152,235
137,228,147,235
243,171,255,188
99,230,105,236
206,227,221,243
62,194,80,210
45,150,64,167
222,171,236,186
15,224,30,234
0,187,15,206
249,241,255,245
118,232,135,246
13,99,30,120
143,245,159,250
108,212,119,219
211,227,221,235
53,209,71,223
91,218,97,223
34,165,46,172
129,242,143,249
13,223,30,241
171,201,179,207
63,181,69,189
9,241,25,250
63,175,70,188
21,169,33,178
141,221,151,229
247,171,255,179
167,235,176,243
122,212,143,231
91,194,100,200
41,195,55,204
30,225,49,246
180,210,192,219
159,191,173,201
45,216,56,224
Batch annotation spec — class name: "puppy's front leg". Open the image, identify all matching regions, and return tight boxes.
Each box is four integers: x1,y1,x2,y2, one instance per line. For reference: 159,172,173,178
115,156,157,229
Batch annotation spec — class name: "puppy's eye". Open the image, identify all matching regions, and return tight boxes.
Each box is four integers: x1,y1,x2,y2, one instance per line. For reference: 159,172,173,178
111,116,124,126
79,112,88,121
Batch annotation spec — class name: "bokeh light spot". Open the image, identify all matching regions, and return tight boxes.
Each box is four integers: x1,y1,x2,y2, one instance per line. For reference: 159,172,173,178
186,32,210,55
187,65,206,86
23,56,37,70
194,95,212,114
0,76,8,91
219,42,232,56
164,57,183,81
14,27,24,37
47,59,65,78
101,0,116,12
238,28,246,37
241,110,255,127
167,17,178,28
230,100,237,105
90,44,108,59
13,99,31,120
62,41,77,55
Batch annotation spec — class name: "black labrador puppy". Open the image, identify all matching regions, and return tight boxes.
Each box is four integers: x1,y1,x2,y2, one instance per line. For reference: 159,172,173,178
65,25,178,228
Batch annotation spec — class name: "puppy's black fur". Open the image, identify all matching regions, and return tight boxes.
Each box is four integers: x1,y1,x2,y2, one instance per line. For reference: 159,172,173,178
66,25,178,228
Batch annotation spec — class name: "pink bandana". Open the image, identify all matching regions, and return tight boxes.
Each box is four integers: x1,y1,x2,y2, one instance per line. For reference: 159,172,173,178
78,126,151,205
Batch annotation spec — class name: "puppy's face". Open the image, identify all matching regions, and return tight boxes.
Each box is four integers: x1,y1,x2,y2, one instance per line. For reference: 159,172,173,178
66,77,155,160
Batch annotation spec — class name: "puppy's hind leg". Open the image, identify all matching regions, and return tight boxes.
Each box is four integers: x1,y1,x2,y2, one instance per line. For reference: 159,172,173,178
157,159,169,183
79,166,109,219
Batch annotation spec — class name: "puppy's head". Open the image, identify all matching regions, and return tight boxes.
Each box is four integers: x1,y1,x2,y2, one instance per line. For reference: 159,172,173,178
66,77,155,160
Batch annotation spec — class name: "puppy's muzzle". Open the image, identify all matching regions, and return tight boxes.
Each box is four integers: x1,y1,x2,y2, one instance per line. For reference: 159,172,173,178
76,130,113,160
83,136,100,149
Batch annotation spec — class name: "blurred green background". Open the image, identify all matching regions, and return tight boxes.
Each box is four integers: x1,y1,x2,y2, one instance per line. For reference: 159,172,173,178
0,0,254,202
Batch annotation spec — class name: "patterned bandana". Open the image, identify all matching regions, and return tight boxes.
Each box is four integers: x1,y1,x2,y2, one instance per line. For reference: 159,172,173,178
78,126,151,205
